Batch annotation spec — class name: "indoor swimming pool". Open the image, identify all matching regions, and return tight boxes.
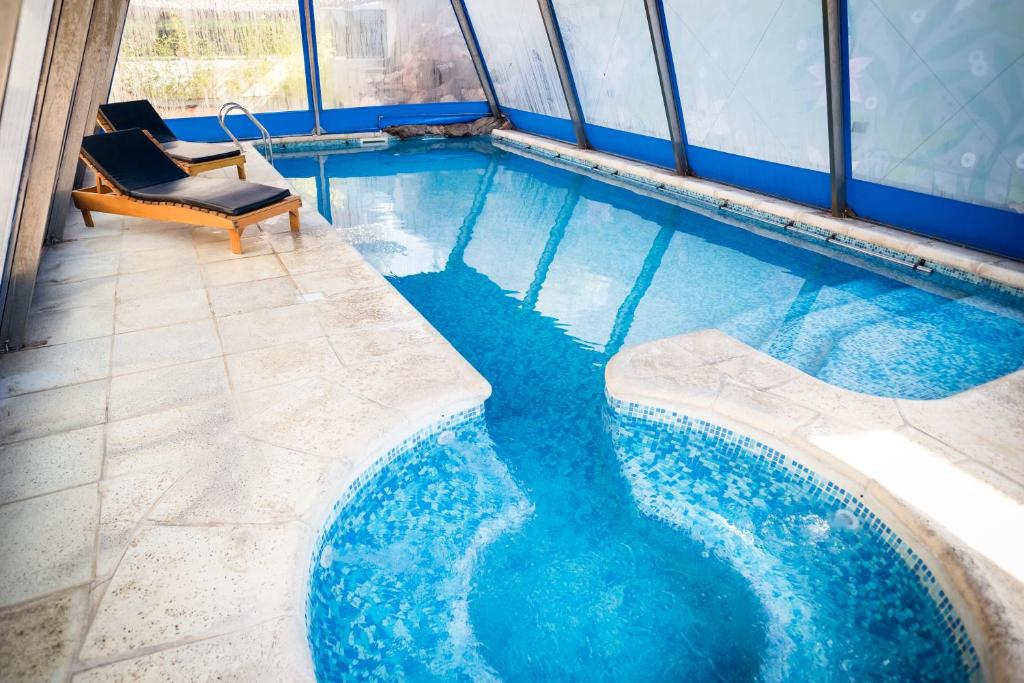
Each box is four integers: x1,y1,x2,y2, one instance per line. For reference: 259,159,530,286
288,138,1014,681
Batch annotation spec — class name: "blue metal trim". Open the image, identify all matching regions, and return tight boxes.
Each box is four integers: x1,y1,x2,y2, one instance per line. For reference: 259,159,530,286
688,146,832,209
450,0,501,116
655,0,690,153
165,103,490,142
839,0,854,205
296,0,317,120
319,101,489,133
584,124,674,170
167,110,315,142
847,179,1024,260
303,0,326,130
502,107,576,144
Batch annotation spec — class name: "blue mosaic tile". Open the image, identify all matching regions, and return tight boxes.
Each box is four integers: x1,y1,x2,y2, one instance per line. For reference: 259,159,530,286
605,395,981,679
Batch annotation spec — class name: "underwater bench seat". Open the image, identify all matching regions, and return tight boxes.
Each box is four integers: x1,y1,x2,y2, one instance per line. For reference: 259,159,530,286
97,99,247,178
72,128,300,254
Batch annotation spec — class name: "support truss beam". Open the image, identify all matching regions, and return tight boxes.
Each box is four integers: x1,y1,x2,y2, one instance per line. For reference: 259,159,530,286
643,0,690,176
450,0,501,118
536,0,589,149
821,0,847,217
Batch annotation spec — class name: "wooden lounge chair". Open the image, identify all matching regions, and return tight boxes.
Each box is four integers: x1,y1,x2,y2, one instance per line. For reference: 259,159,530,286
73,128,300,254
97,99,247,179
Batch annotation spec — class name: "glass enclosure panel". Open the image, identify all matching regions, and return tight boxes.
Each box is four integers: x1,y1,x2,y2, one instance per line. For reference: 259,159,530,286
663,0,829,170
110,0,307,118
463,0,569,118
0,0,56,286
551,0,669,139
313,0,484,109
848,0,1024,211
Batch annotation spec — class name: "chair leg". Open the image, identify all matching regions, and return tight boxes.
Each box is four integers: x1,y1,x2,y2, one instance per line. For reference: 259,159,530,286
236,162,246,180
81,209,94,228
289,209,300,232
228,228,243,254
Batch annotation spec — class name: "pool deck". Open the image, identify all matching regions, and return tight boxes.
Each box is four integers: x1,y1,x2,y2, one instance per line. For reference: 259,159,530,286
0,145,489,680
0,134,1021,681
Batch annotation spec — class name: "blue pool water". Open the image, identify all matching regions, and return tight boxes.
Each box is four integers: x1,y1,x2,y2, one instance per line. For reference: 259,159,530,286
290,139,1009,680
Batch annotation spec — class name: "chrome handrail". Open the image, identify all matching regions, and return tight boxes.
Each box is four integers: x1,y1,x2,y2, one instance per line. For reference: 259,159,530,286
218,102,274,167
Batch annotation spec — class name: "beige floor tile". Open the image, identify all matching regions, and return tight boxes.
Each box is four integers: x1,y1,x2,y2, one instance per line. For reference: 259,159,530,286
0,381,107,445
114,288,210,334
277,244,363,275
328,321,439,366
195,235,274,263
217,303,323,355
225,337,340,392
72,616,312,683
108,357,229,421
79,524,303,661
0,426,103,505
23,303,114,347
0,588,89,683
201,254,286,288
104,400,236,479
31,277,116,313
0,485,98,606
118,244,199,275
115,264,204,303
120,226,194,253
0,337,111,398
150,439,333,524
240,378,398,460
96,470,178,578
44,235,122,260
111,319,221,375
208,277,303,318
290,261,384,298
37,252,119,285
314,286,418,335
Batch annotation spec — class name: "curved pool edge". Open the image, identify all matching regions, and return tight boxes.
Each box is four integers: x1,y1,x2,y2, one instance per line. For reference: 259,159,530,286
290,381,492,681
605,330,1024,682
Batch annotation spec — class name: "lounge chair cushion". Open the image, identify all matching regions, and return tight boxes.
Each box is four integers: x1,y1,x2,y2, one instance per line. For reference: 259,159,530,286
162,140,241,164
98,100,178,143
81,128,189,192
130,177,291,216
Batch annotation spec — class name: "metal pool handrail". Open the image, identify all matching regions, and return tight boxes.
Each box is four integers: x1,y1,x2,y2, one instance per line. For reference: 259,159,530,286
218,102,274,167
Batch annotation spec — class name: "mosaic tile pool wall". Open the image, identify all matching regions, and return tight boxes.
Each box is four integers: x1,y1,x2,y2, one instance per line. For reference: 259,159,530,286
606,396,980,680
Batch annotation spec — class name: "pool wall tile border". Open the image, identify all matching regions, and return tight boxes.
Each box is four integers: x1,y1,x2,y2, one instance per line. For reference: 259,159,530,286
606,330,1024,683
606,395,980,677
491,129,1024,298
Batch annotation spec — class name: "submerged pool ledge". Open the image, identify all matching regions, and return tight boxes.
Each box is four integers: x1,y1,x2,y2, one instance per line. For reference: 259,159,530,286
605,330,1024,682
493,130,1024,297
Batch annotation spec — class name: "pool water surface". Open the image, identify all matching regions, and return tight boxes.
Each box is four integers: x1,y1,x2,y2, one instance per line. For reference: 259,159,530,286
288,139,1005,681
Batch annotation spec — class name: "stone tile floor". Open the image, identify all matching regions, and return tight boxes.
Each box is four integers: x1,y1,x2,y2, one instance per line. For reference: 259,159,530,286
0,147,489,681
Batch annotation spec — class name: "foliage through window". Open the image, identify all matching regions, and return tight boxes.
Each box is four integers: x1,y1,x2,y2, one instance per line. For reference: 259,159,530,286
110,0,307,118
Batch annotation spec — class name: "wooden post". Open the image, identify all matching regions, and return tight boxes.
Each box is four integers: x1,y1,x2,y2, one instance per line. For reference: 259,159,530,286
0,0,95,350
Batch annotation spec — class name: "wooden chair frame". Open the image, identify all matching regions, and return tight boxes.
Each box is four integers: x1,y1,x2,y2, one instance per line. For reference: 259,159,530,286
73,134,300,254
96,110,247,179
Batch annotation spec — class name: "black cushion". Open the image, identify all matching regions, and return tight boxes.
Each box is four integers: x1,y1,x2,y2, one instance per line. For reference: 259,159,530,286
99,100,178,143
162,140,241,164
81,129,188,193
130,177,291,216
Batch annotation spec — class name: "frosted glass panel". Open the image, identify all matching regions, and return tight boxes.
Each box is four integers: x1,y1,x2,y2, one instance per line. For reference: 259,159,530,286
663,0,828,170
313,0,484,109
463,0,569,118
110,0,307,117
551,0,669,139
848,0,1024,212
0,0,56,285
